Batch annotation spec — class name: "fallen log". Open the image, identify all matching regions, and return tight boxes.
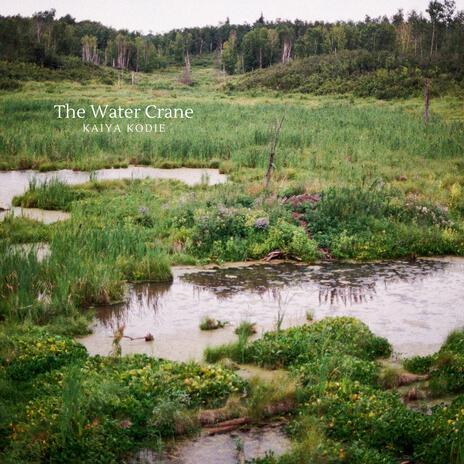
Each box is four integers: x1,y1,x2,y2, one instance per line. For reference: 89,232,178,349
204,417,250,429
398,373,429,386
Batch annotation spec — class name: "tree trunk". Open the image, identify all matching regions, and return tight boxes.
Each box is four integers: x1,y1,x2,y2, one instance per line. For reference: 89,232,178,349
424,79,431,125
265,116,285,189
430,23,435,59
181,50,191,85
282,39,292,64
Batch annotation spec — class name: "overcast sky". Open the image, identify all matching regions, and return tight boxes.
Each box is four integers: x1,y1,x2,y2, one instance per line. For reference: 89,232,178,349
1,0,464,33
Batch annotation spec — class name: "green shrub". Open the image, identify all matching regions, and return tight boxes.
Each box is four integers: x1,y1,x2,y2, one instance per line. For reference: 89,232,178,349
442,329,464,354
414,396,464,464
246,317,391,368
299,186,462,260
294,354,379,387
5,355,245,462
430,352,464,395
408,329,464,395
403,354,436,374
0,332,88,380
208,317,391,368
305,381,432,456
232,50,462,99
187,205,318,262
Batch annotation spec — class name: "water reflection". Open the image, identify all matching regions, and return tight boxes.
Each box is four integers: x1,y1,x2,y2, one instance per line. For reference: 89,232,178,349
96,281,172,328
181,260,448,305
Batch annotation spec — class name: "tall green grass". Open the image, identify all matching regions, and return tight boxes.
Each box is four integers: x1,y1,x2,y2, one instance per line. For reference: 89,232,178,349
1,96,463,195
12,178,88,211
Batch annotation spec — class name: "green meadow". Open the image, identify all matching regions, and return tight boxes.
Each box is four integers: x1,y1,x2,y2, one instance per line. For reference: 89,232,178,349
1,66,463,207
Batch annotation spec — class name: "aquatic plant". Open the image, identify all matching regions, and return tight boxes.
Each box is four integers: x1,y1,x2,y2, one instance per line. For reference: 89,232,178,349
234,321,257,338
199,316,228,331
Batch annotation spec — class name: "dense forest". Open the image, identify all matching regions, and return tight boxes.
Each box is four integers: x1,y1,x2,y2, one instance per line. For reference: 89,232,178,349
0,2,463,71
0,2,463,98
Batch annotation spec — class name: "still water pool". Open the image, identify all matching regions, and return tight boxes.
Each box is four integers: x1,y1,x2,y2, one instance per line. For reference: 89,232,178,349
80,258,464,360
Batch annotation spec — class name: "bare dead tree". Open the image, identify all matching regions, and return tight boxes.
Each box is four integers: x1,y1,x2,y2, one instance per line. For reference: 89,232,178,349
281,38,292,64
264,115,285,189
424,78,431,125
181,49,192,85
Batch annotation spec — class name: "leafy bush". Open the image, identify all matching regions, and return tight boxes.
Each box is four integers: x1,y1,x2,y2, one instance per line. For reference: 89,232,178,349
406,329,464,395
250,219,319,261
414,396,464,464
403,354,436,374
0,59,117,84
429,352,464,395
187,205,318,262
208,317,391,368
0,332,88,380
4,354,245,462
305,381,432,456
231,50,463,99
299,186,463,260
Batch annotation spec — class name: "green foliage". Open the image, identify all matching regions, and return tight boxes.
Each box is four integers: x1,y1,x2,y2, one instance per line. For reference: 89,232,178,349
2,351,244,462
204,342,245,364
414,396,464,464
450,183,464,215
405,328,464,395
207,317,391,368
300,186,464,260
0,216,50,244
0,59,117,85
232,50,464,99
244,317,391,368
0,331,88,380
187,205,318,262
13,178,91,211
0,196,172,325
443,329,464,353
403,354,436,374
305,381,431,456
294,354,379,387
222,32,238,75
235,321,257,337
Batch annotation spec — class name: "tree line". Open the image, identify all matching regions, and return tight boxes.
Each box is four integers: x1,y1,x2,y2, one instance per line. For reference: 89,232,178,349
0,1,462,75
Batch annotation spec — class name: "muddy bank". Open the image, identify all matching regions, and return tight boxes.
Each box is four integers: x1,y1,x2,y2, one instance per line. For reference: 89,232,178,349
131,425,290,464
